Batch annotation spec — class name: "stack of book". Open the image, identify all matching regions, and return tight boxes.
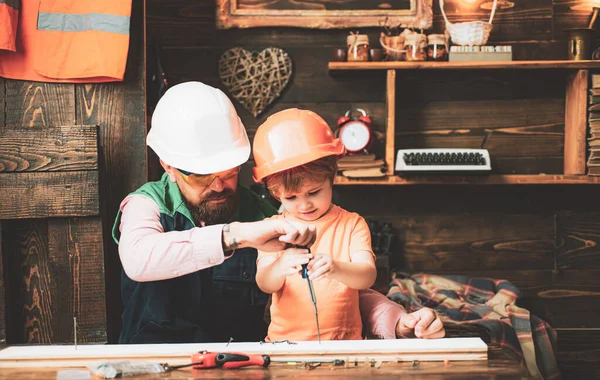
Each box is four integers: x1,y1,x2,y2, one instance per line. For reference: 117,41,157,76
337,154,386,178
589,75,600,176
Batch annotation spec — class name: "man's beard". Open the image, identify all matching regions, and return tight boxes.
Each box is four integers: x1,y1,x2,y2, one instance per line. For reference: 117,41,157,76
185,189,238,226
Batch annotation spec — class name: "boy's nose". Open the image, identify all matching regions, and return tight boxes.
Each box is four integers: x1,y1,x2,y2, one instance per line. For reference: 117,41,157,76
299,199,313,211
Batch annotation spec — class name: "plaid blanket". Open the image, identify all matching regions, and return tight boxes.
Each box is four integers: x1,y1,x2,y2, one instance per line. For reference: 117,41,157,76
387,273,560,380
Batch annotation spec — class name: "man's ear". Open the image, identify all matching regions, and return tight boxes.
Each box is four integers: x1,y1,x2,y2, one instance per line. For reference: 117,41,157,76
160,160,178,182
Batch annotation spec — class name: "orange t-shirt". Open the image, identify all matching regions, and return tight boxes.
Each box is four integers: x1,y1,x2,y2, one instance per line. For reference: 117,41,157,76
257,205,375,341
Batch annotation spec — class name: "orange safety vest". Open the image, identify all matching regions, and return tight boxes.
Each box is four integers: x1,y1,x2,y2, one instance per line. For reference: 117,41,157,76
0,0,19,52
0,0,132,83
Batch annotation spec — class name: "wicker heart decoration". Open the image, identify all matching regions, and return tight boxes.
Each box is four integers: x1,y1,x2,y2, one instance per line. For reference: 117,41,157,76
219,47,292,117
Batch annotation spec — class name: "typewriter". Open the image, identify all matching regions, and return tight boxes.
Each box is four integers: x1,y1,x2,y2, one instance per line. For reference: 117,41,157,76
395,148,491,173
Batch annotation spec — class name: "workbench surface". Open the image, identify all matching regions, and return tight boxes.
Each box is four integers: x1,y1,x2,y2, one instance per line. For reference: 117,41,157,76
0,344,530,379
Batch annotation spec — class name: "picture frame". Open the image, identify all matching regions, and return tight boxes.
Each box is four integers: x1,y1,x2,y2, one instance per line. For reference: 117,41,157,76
215,0,433,29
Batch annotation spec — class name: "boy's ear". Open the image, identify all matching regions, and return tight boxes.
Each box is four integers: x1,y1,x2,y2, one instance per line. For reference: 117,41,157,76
269,189,281,202
264,182,281,202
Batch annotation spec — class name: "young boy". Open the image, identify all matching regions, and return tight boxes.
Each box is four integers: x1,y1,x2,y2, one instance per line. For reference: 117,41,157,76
252,108,377,341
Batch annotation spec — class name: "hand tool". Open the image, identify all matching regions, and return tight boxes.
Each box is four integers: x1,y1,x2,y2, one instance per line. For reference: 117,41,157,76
298,246,321,343
161,351,345,370
73,317,77,351
190,351,271,369
160,351,269,371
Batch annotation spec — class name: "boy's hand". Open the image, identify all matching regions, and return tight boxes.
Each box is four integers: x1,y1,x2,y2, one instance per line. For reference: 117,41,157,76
275,247,312,276
307,253,335,282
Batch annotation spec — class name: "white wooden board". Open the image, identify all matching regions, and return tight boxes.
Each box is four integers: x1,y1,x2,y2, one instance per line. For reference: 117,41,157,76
0,338,487,368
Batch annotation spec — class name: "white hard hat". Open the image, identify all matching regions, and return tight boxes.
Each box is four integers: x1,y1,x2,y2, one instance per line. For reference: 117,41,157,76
147,81,250,175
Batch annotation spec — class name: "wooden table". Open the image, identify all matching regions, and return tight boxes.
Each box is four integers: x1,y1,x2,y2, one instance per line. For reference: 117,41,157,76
0,345,530,379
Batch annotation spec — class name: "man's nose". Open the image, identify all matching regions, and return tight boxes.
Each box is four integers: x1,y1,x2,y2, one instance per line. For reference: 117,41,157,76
209,176,225,192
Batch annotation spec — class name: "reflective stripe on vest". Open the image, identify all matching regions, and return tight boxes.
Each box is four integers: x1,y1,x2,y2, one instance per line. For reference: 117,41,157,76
37,12,130,35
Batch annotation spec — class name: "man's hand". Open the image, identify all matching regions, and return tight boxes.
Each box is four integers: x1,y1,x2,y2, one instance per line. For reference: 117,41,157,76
395,308,445,339
222,219,316,252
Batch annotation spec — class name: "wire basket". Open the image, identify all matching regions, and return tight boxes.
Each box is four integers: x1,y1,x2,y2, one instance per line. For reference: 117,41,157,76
439,0,497,46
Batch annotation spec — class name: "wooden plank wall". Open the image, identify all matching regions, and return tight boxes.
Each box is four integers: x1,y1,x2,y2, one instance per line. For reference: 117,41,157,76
147,0,600,377
0,0,146,345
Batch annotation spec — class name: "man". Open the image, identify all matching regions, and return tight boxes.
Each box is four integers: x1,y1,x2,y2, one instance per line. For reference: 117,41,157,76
112,81,445,344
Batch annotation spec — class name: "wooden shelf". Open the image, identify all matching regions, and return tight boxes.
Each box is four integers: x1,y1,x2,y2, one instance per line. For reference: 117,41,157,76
329,64,597,185
334,175,600,185
329,60,600,71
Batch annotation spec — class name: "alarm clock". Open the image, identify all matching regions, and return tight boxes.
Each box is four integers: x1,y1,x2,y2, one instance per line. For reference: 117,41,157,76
336,108,373,154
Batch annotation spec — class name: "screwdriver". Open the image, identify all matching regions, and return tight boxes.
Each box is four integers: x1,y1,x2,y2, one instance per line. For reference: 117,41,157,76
171,351,345,369
299,246,321,343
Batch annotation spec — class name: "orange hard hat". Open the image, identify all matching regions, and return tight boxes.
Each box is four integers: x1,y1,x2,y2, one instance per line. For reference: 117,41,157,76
252,108,345,183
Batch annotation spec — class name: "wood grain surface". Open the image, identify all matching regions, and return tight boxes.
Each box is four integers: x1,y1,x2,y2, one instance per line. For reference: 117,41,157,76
0,343,526,380
0,0,146,346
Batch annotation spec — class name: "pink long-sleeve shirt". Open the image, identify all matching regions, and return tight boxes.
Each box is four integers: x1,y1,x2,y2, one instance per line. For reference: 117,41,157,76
117,193,406,339
117,194,229,282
